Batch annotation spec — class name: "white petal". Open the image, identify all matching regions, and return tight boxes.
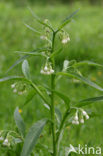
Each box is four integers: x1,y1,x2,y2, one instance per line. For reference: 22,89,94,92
0,136,4,141
80,119,84,124
82,110,87,116
44,66,48,71
75,121,79,125
86,115,89,120
18,92,23,95
11,83,16,88
67,37,70,41
40,70,44,74
74,115,78,121
13,89,17,93
50,69,54,73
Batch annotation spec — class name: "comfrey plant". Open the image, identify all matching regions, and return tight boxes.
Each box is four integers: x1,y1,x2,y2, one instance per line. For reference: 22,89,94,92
0,9,103,156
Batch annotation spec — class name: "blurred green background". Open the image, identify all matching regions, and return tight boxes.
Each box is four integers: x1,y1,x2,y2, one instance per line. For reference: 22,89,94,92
0,0,103,155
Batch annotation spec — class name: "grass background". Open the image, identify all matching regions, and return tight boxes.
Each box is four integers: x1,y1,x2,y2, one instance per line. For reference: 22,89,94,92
0,1,103,155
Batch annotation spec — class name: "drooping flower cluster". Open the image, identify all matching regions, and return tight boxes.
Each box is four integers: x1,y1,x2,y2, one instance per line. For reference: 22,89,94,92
2,138,10,147
72,109,89,125
62,36,70,44
0,130,22,148
40,35,48,40
40,19,52,47
59,30,70,44
0,131,10,147
40,63,54,75
11,82,26,95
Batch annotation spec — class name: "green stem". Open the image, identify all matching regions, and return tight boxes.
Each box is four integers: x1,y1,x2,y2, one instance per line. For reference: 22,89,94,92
51,31,57,156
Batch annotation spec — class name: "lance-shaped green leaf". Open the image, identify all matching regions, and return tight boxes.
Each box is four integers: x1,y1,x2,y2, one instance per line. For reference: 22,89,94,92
7,55,29,73
76,96,103,107
28,7,54,31
54,90,70,109
7,47,50,73
23,90,36,107
22,60,30,80
21,119,47,156
43,103,50,110
14,107,26,137
63,60,69,71
73,60,103,68
57,9,79,32
16,51,47,58
57,72,103,91
24,23,41,34
0,76,28,83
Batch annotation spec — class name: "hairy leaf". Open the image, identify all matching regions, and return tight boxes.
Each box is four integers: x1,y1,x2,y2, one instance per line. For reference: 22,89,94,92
7,55,29,73
22,60,30,79
7,47,49,73
76,96,103,107
24,23,41,34
54,90,70,109
73,60,103,68
43,103,50,110
57,9,79,32
63,60,69,72
0,76,28,83
57,72,103,91
28,7,54,31
21,119,47,156
16,51,47,58
14,107,26,137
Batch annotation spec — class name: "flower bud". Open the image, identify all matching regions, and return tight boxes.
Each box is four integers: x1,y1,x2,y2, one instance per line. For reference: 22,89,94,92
40,63,54,75
11,83,16,88
62,36,70,44
40,35,47,40
44,66,48,71
80,119,84,124
50,69,54,74
47,71,50,75
13,89,17,93
40,69,44,74
3,139,10,147
74,115,78,121
72,120,76,124
18,92,23,95
82,110,87,116
72,120,79,125
85,114,89,120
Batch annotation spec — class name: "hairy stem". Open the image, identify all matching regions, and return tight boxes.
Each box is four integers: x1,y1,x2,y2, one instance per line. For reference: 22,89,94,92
51,31,57,156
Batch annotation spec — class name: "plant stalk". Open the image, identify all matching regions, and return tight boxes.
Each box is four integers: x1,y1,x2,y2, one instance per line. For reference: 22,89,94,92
50,31,57,156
